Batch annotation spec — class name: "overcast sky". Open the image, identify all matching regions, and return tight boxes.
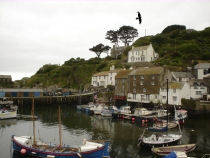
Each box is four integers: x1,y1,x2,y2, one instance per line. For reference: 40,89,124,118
0,0,210,81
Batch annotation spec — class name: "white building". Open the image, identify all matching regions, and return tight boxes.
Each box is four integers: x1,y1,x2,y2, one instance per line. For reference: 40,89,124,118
91,71,109,88
160,82,190,106
160,81,207,106
194,63,210,79
127,43,158,63
91,65,120,88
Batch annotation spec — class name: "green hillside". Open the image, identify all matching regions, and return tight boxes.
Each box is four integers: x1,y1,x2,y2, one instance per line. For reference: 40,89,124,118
23,25,210,89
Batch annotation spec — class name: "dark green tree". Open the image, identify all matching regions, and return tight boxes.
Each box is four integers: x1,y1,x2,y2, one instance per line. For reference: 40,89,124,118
118,26,138,46
89,43,111,58
105,30,119,47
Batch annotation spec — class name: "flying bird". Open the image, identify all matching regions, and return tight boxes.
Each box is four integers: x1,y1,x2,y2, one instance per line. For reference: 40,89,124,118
136,11,142,24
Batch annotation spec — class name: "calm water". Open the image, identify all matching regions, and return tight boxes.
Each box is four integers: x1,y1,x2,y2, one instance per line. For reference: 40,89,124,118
0,104,210,158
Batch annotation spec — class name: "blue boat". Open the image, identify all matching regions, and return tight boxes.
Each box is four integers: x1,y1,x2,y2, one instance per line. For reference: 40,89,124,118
11,135,110,158
11,99,110,158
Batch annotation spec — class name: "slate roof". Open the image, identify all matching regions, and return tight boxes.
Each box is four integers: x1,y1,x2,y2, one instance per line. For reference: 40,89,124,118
93,71,109,77
194,63,210,69
115,69,132,79
128,67,164,76
172,72,193,78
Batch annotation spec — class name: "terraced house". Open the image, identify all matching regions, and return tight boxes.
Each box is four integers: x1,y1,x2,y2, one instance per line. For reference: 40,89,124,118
91,65,121,88
127,67,166,104
114,69,132,101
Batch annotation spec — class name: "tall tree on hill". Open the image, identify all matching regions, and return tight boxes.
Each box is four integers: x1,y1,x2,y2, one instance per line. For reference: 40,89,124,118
118,26,138,46
105,30,119,47
89,43,111,58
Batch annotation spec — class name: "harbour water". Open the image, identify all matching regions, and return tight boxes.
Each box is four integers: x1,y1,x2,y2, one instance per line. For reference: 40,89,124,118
0,104,210,158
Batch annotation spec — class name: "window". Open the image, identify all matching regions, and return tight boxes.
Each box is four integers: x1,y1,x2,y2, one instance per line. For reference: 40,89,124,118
110,77,112,80
162,96,166,100
173,89,176,93
141,55,145,62
131,56,135,61
196,91,201,95
146,95,150,101
173,96,177,101
133,94,136,100
141,95,145,101
140,81,144,85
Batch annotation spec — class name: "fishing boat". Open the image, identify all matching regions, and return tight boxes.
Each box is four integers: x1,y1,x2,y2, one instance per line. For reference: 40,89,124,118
0,99,18,120
175,106,188,124
11,98,110,158
151,144,196,156
101,107,112,117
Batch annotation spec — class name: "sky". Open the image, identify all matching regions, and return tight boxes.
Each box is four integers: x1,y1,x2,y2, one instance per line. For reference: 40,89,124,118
0,0,210,81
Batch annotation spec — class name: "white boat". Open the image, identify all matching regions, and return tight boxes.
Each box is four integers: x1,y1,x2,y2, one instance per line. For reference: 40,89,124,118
133,108,155,117
101,107,112,117
91,104,105,115
119,106,131,115
0,98,18,120
139,133,182,148
156,109,170,118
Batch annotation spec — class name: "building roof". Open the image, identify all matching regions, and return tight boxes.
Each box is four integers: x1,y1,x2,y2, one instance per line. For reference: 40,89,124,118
93,71,109,77
172,72,193,78
128,67,164,76
131,44,150,51
0,75,12,79
194,63,210,69
110,69,121,73
115,69,132,79
169,82,184,89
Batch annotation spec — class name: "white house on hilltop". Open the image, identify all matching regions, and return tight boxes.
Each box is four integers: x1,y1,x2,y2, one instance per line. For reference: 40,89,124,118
127,43,158,63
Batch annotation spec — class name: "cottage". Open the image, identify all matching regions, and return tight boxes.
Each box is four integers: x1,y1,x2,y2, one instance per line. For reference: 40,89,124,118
91,65,121,88
91,71,109,88
127,43,158,63
127,67,165,104
160,82,190,106
171,72,194,82
114,69,132,101
194,63,210,79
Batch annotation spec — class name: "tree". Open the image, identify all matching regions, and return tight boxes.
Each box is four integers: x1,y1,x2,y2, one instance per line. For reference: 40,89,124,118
89,43,111,58
118,26,138,46
105,30,119,47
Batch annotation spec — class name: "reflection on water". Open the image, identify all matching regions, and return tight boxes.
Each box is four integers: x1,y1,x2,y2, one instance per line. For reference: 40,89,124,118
0,104,209,158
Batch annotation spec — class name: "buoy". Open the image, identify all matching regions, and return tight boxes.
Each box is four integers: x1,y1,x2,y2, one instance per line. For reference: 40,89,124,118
132,117,135,121
20,148,26,154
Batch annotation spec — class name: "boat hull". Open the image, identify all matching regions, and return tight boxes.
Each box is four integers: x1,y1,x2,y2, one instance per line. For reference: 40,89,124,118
151,144,196,156
12,135,109,158
0,110,17,120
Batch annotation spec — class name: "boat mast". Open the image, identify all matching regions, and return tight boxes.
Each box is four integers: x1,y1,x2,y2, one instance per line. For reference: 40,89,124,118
166,79,169,126
58,105,62,147
32,98,36,146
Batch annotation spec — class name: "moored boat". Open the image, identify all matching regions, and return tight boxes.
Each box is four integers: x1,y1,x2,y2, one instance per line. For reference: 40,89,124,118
12,135,110,158
151,144,196,156
0,98,18,120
